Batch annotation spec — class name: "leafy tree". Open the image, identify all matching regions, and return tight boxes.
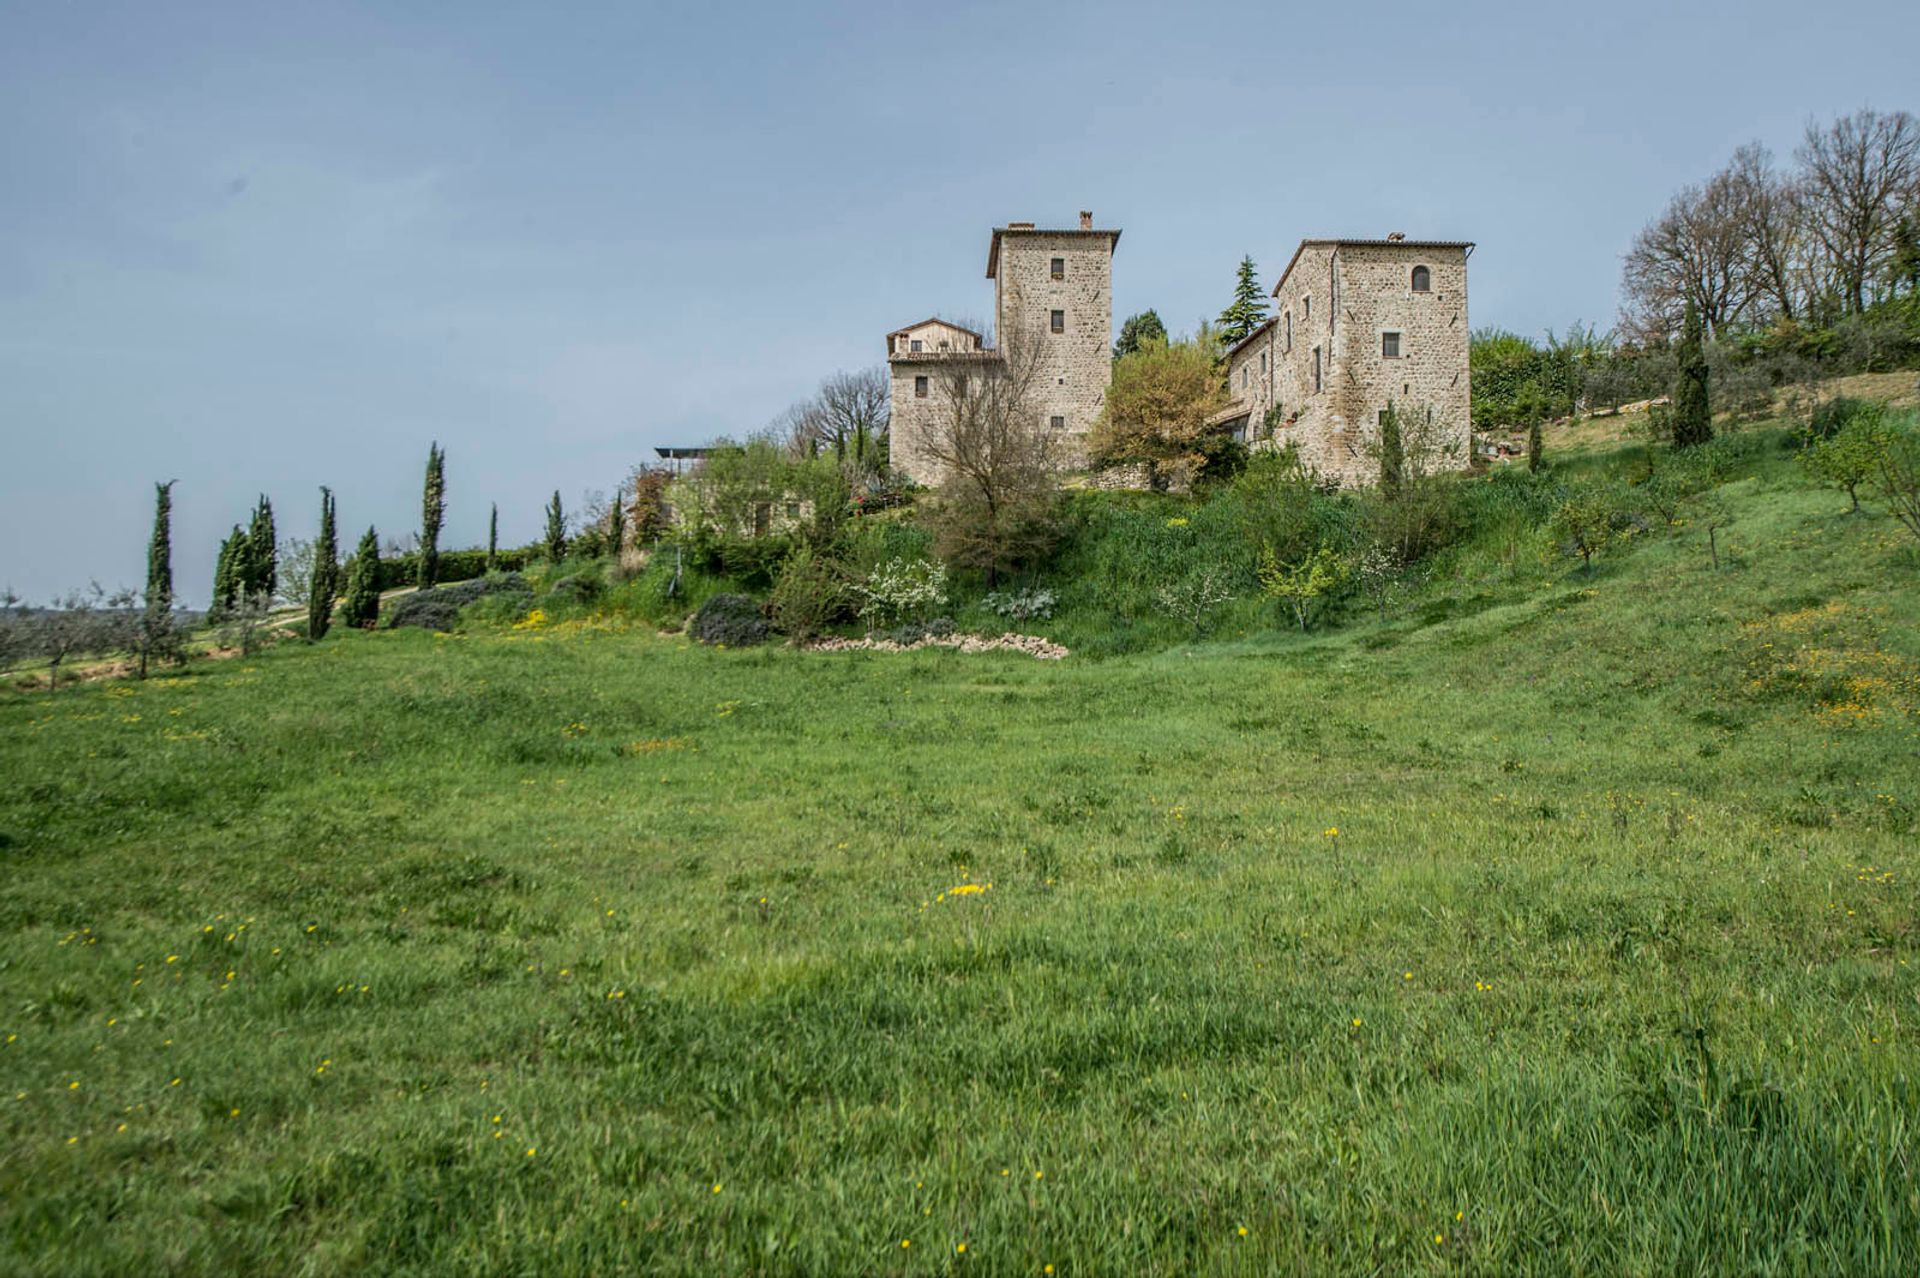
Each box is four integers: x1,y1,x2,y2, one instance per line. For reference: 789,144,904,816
1671,299,1714,448
1154,566,1238,638
1377,402,1405,498
1549,485,1620,570
486,503,499,572
307,487,338,641
340,526,381,628
626,468,673,546
1801,409,1887,512
31,584,112,691
1089,336,1230,469
1114,310,1168,360
1217,256,1270,347
1864,418,1920,544
544,490,568,562
146,480,175,607
1258,544,1347,632
245,496,277,600
419,442,446,588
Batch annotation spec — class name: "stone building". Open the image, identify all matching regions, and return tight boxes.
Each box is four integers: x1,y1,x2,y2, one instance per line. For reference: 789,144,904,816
887,211,1121,486
1215,236,1474,487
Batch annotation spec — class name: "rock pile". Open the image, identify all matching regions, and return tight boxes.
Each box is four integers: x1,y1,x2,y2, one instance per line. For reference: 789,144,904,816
805,631,1068,660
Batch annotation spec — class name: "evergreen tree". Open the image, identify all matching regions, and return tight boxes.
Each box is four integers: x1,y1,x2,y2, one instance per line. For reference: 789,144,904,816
212,526,243,613
1672,299,1713,449
306,487,338,641
418,442,446,588
486,502,499,572
1216,257,1270,347
607,483,625,558
245,496,277,600
341,526,382,629
146,480,176,606
1528,417,1545,473
1114,310,1168,359
543,491,567,562
1378,402,1405,499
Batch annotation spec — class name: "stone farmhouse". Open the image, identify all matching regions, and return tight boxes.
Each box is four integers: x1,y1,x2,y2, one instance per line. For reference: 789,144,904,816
886,215,1473,490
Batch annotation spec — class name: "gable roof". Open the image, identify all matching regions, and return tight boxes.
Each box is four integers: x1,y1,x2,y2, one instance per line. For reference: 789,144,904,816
1270,238,1474,297
1223,315,1279,360
885,316,984,343
985,225,1122,278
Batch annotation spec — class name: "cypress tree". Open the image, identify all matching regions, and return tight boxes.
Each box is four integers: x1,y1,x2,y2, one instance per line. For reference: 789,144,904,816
1672,299,1713,449
245,495,277,601
1216,256,1270,346
146,480,176,607
341,526,381,629
544,490,567,562
607,483,625,559
306,487,338,641
1378,402,1405,499
418,442,446,589
486,502,499,572
1528,417,1545,473
212,527,240,613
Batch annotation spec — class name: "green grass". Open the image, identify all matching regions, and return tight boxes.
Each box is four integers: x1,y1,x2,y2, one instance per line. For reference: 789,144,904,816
2,428,1917,1275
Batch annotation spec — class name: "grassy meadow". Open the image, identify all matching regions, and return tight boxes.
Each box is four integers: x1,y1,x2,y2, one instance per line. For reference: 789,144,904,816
3,424,1919,1274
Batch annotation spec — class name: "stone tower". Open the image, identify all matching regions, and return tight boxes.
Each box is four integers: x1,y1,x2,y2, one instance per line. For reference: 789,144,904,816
987,211,1121,467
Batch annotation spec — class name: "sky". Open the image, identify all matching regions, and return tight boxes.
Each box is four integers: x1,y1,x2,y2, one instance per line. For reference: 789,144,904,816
2,0,1916,606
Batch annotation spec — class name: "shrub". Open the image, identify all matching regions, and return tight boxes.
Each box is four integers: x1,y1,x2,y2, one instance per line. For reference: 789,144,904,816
1807,395,1871,443
854,557,947,631
1549,485,1624,571
376,547,530,592
981,587,1056,623
769,549,854,640
388,573,530,632
546,568,605,606
689,593,770,647
886,617,955,645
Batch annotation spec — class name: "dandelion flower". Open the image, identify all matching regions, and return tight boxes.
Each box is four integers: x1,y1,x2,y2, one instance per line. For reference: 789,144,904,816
1351,1017,1363,1027
901,1239,911,1249
1237,1225,1249,1237
526,1147,536,1157
956,1243,967,1254
712,1183,722,1194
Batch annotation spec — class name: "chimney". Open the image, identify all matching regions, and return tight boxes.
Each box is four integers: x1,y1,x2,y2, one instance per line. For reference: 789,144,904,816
1386,231,1406,242
1008,221,1035,230
1079,210,1093,230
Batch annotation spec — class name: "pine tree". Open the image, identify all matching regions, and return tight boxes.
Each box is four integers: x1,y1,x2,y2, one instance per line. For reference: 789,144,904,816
1378,402,1405,499
307,487,338,641
607,483,626,559
1672,299,1713,449
245,496,277,600
146,480,176,607
341,526,381,629
418,442,446,589
1216,257,1270,347
544,491,567,562
486,502,499,572
1114,310,1168,360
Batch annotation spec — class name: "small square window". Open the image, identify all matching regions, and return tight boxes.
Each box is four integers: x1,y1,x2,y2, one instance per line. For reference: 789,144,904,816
1382,331,1401,358
1050,257,1065,280
1049,415,1066,430
1050,310,1065,334
910,339,923,352
914,375,928,398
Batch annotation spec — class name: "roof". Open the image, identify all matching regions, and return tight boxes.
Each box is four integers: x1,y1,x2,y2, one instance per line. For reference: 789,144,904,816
884,316,984,343
1223,315,1279,360
1271,237,1475,297
887,349,1003,365
654,446,718,460
986,225,1122,278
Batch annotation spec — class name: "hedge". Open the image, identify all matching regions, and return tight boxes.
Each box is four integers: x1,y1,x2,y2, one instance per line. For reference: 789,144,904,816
376,547,532,592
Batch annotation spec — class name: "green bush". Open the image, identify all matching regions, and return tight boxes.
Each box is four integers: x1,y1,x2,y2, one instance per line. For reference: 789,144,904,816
388,573,530,632
689,593,770,647
768,548,854,640
377,547,531,592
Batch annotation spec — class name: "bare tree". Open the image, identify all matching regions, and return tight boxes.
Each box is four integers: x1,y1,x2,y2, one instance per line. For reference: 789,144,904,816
30,585,113,691
1797,108,1920,315
779,367,891,472
1725,142,1812,321
920,331,1060,585
1622,168,1757,341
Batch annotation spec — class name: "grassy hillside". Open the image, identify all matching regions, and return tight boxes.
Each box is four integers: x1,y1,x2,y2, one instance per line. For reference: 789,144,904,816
2,423,1916,1275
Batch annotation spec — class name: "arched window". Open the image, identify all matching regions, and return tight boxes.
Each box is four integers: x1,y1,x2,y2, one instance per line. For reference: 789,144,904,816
1411,265,1431,293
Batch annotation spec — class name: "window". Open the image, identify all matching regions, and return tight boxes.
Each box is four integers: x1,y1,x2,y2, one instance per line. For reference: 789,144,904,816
938,340,950,350
1050,309,1065,333
1241,367,1249,389
1312,346,1322,393
1382,331,1401,358
1260,350,1268,373
1411,265,1431,292
910,339,923,352
785,502,800,519
914,375,928,398
1050,257,1065,280
1049,415,1065,430
1285,310,1292,351
1303,295,1311,321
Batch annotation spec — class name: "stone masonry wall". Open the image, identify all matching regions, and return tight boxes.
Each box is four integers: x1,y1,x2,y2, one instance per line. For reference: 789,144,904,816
992,231,1115,469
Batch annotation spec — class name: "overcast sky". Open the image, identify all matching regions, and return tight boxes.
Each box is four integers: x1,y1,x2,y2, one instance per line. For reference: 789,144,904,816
2,0,1915,605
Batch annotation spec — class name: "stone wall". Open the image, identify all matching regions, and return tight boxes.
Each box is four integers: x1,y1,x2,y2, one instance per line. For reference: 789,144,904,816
992,230,1116,469
886,355,999,487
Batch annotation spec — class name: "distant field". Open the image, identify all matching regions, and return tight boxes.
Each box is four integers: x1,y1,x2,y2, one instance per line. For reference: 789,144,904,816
2,429,1917,1275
